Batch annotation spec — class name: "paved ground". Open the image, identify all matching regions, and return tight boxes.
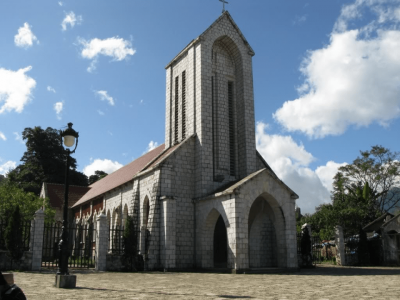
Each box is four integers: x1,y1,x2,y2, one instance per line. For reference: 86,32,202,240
7,265,400,300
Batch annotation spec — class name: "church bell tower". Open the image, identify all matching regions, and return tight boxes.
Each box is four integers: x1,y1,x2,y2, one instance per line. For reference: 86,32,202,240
165,11,257,196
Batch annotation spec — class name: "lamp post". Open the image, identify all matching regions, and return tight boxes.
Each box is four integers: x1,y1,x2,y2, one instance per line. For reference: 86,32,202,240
57,122,79,276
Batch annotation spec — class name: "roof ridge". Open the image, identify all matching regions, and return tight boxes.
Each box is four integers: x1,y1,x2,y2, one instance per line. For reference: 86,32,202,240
72,143,166,208
44,182,90,188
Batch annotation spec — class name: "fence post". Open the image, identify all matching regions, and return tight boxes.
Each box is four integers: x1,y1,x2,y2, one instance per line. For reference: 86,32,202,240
31,209,45,271
96,213,108,271
335,225,346,266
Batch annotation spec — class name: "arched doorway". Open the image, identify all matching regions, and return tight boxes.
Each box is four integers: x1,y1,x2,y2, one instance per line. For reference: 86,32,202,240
214,215,227,268
248,197,278,268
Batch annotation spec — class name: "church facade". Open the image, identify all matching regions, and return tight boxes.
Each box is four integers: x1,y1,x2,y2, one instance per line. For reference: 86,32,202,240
71,11,299,271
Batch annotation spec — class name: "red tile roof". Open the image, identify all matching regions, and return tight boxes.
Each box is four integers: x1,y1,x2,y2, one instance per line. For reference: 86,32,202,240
45,183,90,208
142,142,180,171
72,144,167,207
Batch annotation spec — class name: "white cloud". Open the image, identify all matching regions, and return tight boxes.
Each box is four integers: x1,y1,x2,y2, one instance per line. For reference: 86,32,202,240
146,141,159,153
256,122,346,213
0,161,17,175
61,11,82,31
14,23,38,48
97,110,105,116
79,37,135,71
274,0,400,138
0,132,6,141
47,86,56,93
13,132,24,144
315,161,348,193
58,1,63,6
95,90,115,106
54,101,63,120
293,14,307,25
0,66,36,114
83,159,123,177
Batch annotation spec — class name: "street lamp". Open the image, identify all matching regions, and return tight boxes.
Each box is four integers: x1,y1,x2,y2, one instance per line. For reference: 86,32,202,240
57,122,79,277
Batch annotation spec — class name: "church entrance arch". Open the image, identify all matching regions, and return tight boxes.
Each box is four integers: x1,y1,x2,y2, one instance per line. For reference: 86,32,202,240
202,207,230,269
247,195,285,268
214,215,228,268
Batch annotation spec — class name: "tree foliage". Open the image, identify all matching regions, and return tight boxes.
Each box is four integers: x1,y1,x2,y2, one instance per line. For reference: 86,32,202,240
4,206,24,262
122,215,138,271
6,126,88,195
303,181,380,239
337,145,400,213
301,145,400,239
88,170,108,185
0,183,55,222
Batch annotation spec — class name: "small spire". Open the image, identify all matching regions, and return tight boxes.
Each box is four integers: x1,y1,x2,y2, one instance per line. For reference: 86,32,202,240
219,0,229,13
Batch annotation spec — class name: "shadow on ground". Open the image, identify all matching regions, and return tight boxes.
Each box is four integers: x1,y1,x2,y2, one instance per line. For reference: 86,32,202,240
295,266,400,276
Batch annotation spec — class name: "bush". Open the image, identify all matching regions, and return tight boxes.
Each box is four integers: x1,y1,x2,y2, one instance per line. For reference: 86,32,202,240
122,216,138,271
4,206,24,262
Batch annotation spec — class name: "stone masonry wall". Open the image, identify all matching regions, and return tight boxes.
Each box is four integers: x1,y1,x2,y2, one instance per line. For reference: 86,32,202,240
249,213,277,268
195,14,257,198
159,137,196,269
139,170,161,270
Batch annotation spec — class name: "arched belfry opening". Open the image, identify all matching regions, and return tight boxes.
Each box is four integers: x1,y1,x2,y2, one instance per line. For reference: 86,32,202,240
248,197,279,268
211,35,245,181
213,215,228,268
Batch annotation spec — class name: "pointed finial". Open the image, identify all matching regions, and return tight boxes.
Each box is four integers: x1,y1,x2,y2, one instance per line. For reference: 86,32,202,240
219,0,229,13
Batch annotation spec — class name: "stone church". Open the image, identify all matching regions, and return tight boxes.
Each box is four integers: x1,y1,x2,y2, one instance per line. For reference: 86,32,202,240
70,11,299,272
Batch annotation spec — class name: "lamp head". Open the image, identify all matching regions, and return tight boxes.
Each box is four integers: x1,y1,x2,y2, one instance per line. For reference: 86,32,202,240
61,122,79,149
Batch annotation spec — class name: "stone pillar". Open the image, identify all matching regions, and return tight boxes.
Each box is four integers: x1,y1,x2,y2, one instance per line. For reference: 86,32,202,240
285,201,298,268
31,209,45,271
95,213,108,271
160,196,176,269
335,225,345,266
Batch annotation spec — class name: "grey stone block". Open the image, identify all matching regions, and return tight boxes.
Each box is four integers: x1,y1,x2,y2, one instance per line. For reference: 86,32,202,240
55,274,77,289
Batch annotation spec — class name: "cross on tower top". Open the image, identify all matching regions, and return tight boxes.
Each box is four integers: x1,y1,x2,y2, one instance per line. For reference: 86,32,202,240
219,0,229,13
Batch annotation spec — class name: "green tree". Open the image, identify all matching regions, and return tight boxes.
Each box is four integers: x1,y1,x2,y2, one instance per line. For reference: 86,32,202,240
0,183,55,222
122,215,138,271
4,206,24,263
303,181,380,239
305,146,400,239
88,170,108,185
337,145,400,213
7,126,88,195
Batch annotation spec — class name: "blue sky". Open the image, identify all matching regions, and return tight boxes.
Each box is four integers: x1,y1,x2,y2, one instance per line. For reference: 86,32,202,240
1,0,400,213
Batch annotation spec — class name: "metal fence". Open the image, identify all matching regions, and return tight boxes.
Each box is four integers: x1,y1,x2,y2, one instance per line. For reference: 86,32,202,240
108,225,124,254
42,222,96,269
342,233,399,266
0,219,31,251
296,232,323,265
108,225,142,255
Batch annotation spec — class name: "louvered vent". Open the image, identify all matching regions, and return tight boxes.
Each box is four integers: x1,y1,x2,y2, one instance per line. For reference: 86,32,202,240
182,71,186,139
228,81,235,176
174,76,179,143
